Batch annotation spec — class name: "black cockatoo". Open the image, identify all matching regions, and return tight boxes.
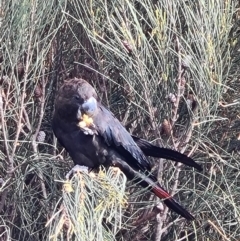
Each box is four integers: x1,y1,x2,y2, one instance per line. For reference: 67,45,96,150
52,78,201,220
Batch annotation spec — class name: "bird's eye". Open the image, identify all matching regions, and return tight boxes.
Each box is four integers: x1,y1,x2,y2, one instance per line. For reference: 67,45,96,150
73,95,80,101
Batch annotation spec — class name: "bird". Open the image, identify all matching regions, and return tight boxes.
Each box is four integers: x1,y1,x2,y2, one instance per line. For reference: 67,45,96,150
52,78,201,220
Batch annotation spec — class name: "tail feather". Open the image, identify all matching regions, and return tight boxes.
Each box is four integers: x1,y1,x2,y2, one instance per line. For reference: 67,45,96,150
132,135,202,171
114,160,195,221
152,186,195,221
140,172,195,221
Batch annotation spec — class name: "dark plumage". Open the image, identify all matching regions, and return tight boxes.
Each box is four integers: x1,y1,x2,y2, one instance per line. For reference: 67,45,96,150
52,78,201,220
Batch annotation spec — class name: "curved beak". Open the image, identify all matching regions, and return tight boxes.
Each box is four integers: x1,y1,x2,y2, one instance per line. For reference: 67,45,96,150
81,96,97,116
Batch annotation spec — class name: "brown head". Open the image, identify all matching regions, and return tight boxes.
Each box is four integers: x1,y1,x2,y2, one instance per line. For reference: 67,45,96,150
54,78,98,121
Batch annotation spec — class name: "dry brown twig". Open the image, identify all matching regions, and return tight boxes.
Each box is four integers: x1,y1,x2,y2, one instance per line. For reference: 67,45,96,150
207,220,230,241
155,35,195,241
0,86,13,213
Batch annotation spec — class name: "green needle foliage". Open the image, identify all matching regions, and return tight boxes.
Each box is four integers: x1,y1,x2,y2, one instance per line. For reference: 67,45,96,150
47,167,127,241
0,0,240,240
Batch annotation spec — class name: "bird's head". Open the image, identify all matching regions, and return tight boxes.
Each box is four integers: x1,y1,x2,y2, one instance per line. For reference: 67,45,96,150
54,78,98,121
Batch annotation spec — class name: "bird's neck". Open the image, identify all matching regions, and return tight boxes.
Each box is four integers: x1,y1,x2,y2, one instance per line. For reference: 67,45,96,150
56,104,80,123
53,111,80,132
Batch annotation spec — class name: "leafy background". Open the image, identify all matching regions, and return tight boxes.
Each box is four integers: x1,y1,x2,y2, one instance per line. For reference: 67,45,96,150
0,0,239,240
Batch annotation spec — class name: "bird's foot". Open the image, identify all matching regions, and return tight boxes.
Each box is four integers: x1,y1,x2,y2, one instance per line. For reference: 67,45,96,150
66,165,89,179
111,166,121,175
81,126,95,135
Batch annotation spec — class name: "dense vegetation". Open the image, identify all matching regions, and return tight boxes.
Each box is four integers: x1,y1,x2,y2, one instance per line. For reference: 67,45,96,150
0,0,239,240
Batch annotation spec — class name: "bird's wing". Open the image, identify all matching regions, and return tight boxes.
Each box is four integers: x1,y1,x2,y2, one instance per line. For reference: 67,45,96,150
132,135,202,171
92,104,152,172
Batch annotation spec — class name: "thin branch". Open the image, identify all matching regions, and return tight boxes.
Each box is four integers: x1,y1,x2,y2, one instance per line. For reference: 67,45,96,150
31,74,47,199
0,87,14,213
207,220,231,241
131,206,161,226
